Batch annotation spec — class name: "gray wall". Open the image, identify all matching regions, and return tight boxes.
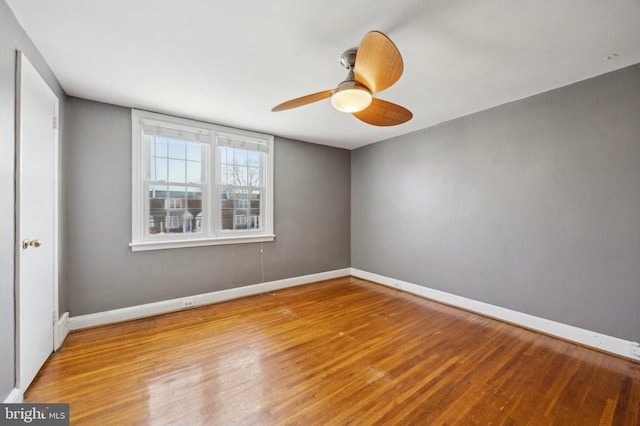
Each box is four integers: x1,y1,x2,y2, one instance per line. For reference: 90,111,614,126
66,97,350,315
352,64,640,342
0,0,67,401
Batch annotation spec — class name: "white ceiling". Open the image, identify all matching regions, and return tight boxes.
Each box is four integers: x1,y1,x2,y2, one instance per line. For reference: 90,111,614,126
6,0,640,150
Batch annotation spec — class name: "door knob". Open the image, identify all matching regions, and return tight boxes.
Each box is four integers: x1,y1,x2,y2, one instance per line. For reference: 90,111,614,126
22,239,42,249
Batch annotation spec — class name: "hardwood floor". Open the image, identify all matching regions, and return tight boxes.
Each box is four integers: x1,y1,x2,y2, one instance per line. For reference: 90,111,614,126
26,277,640,425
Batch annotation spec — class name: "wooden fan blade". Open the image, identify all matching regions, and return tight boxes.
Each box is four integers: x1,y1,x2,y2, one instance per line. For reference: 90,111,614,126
354,31,404,94
272,90,333,112
352,98,412,126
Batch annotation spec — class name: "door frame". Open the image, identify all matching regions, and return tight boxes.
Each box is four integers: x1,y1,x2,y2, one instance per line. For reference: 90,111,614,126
14,50,60,392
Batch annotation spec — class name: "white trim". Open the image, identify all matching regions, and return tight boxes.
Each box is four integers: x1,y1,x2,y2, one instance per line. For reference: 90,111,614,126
130,234,275,252
68,268,351,330
4,388,23,404
351,268,640,361
54,312,69,350
65,268,640,360
52,82,60,353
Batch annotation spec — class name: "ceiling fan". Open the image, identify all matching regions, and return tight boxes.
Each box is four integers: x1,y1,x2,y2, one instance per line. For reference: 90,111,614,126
272,31,412,127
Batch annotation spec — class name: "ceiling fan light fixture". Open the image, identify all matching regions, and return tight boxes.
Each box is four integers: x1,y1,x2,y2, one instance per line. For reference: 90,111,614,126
331,81,372,113
271,31,411,126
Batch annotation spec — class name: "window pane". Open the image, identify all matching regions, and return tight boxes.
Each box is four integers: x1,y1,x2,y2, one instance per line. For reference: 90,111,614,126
168,186,186,200
168,139,186,159
186,186,203,233
154,157,167,181
248,150,260,167
219,146,227,164
154,137,168,157
148,184,167,235
149,157,156,181
218,146,262,187
249,213,260,230
220,190,234,230
186,142,201,161
220,164,231,185
250,190,261,209
237,198,249,209
219,186,262,231
146,135,155,157
233,166,246,186
150,138,206,186
229,148,238,165
168,159,186,183
250,189,261,230
146,183,205,236
186,160,202,184
165,187,183,234
248,166,260,186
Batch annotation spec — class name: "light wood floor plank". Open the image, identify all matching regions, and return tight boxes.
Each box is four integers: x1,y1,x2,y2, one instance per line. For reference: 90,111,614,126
25,277,640,425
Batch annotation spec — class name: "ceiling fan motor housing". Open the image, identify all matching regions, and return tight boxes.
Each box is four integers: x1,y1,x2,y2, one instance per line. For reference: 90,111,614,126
339,48,358,70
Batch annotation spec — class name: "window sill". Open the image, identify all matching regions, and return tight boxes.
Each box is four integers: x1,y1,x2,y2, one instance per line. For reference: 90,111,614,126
130,234,275,252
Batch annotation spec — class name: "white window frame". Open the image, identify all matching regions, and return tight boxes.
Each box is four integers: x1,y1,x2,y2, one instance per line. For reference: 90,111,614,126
131,109,274,251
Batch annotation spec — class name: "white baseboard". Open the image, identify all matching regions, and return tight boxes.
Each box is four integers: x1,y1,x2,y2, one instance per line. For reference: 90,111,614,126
68,268,351,331
54,311,69,350
64,267,640,361
3,388,23,403
351,268,640,361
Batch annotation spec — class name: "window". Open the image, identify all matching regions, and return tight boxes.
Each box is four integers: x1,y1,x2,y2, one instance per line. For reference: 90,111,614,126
131,110,274,251
234,214,247,227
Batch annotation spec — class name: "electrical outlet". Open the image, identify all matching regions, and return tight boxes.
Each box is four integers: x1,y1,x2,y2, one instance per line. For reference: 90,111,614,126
182,299,195,308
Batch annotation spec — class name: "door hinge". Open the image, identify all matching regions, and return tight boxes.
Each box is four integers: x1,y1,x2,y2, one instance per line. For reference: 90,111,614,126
52,311,57,324
53,116,58,130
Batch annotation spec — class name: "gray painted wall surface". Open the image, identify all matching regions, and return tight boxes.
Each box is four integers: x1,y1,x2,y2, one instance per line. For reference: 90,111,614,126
0,0,67,401
66,98,350,315
352,65,640,342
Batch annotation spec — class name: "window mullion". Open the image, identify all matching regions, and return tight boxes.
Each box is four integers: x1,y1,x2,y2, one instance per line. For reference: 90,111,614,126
210,133,218,238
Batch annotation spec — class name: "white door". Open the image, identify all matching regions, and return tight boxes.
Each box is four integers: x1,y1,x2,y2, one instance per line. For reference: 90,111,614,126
16,51,59,391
